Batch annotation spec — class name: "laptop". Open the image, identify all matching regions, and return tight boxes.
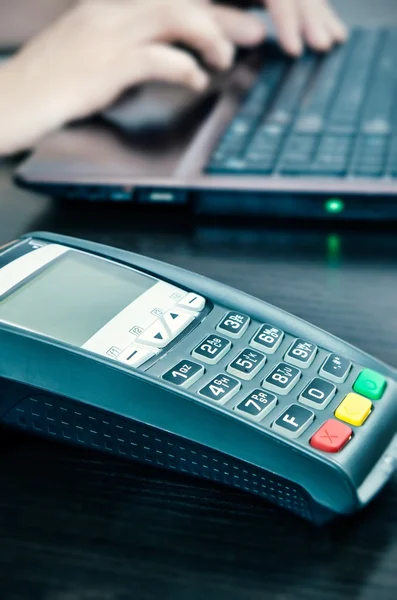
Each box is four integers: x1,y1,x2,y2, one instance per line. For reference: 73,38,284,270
14,0,397,221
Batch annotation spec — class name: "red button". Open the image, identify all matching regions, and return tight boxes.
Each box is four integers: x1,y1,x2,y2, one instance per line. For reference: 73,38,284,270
310,419,352,453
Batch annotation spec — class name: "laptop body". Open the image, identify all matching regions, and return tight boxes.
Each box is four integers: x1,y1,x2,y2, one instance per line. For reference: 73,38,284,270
14,0,397,221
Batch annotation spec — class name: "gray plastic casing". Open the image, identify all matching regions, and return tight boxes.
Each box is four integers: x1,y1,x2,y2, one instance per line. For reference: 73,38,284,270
0,231,396,525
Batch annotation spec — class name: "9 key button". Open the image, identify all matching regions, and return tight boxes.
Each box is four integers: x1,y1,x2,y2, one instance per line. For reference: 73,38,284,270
285,339,317,368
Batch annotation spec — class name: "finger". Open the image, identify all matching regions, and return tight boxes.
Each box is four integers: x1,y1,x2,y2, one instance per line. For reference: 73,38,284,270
143,0,235,70
265,0,303,56
299,0,333,52
212,6,267,47
124,44,209,90
321,1,348,43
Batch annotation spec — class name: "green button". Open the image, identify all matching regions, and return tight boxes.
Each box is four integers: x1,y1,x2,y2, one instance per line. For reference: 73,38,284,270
353,369,387,400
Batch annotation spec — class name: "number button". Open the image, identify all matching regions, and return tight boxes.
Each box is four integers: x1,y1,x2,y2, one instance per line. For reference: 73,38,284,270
285,339,317,368
199,374,241,403
227,348,266,380
216,312,250,339
235,389,277,420
272,405,315,439
299,378,336,409
250,324,284,354
319,354,352,383
263,362,301,395
162,360,204,388
192,335,231,365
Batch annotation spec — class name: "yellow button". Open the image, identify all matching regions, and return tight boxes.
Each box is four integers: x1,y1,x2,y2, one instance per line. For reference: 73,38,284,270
335,393,372,426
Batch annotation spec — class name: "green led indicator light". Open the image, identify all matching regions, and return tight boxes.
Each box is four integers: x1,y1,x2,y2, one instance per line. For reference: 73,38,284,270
325,198,345,214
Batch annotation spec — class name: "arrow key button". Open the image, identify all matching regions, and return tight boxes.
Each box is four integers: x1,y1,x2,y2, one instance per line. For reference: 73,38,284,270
163,309,195,338
136,319,171,348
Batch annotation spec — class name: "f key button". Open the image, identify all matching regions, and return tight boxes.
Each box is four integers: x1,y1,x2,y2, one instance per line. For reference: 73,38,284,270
272,404,314,439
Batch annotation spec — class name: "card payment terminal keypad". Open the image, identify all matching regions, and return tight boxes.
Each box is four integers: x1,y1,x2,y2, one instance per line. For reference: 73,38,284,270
146,303,389,457
108,285,388,457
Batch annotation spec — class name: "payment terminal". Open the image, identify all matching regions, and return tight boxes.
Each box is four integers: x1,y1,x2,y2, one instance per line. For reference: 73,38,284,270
0,232,396,525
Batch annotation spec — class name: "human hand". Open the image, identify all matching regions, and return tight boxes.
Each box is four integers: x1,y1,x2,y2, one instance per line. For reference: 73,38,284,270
0,0,266,154
264,0,347,56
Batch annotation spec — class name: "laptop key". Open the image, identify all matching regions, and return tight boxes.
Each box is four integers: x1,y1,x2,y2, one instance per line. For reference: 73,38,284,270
266,54,316,128
328,31,380,132
278,134,317,174
294,41,351,134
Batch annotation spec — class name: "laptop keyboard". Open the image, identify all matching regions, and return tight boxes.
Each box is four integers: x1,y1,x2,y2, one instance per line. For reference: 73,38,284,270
207,29,397,178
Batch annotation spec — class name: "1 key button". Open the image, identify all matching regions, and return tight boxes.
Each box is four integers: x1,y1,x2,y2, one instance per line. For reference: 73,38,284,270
163,360,204,388
285,339,317,368
227,348,266,380
199,374,241,403
272,405,315,439
192,335,231,365
319,354,351,383
353,369,387,400
335,393,372,427
310,419,352,453
216,312,250,339
235,389,277,420
263,362,301,395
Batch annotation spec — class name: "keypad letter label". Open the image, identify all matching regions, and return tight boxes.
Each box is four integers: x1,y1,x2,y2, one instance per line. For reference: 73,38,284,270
162,360,204,388
199,374,241,403
227,348,266,380
235,389,277,420
216,312,250,338
285,339,317,368
263,362,301,395
192,335,231,364
250,324,284,353
272,404,315,439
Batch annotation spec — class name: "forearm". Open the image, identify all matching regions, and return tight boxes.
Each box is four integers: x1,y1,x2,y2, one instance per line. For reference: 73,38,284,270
0,0,75,47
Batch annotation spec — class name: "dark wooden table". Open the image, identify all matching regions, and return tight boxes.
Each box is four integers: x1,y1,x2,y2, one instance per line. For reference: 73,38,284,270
0,161,396,600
